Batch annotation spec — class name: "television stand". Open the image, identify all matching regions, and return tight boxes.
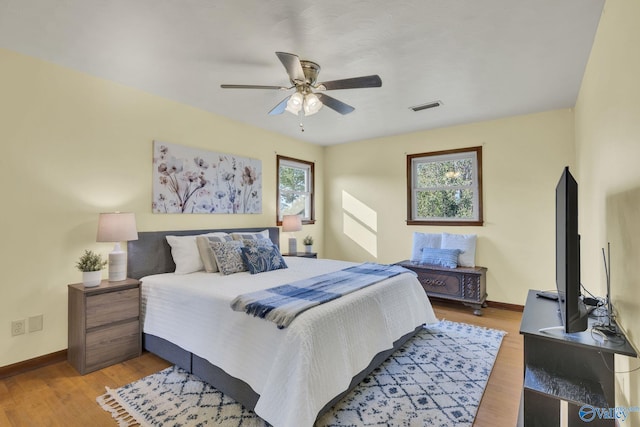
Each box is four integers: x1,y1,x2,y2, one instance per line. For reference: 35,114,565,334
519,290,637,427
538,325,564,333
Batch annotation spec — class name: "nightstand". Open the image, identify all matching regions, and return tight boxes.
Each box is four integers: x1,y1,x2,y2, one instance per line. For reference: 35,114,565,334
68,278,141,374
283,252,317,258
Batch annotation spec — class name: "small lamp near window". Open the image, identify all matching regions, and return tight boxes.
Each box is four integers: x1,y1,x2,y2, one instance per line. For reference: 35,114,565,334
96,212,138,282
282,214,302,254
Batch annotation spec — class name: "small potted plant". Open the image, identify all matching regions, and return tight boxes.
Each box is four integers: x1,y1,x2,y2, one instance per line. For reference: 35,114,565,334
303,235,314,253
76,250,107,287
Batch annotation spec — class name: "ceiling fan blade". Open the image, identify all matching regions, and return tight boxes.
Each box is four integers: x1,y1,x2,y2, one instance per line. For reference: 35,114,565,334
316,75,382,91
221,84,289,90
268,95,292,115
276,52,306,84
316,93,355,115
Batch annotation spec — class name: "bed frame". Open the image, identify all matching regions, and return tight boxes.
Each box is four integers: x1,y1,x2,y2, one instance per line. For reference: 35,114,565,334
127,227,421,419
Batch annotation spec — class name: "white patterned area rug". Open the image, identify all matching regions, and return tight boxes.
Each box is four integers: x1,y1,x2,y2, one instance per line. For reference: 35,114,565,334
97,320,506,427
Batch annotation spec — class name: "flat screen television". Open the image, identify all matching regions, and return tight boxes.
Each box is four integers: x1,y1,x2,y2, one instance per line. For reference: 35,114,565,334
555,166,588,333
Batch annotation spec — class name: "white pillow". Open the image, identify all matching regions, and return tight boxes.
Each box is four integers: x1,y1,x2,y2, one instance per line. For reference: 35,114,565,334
441,233,477,267
166,232,229,274
410,232,442,263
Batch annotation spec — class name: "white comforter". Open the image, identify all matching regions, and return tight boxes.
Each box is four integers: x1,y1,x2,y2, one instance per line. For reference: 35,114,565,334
141,257,436,427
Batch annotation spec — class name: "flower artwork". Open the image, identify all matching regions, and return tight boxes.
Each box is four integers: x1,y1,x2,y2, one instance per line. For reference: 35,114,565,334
152,141,262,214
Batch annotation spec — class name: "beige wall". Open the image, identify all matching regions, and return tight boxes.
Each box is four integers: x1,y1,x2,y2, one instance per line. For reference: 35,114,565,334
324,109,575,305
0,48,323,367
4,0,639,414
574,0,640,417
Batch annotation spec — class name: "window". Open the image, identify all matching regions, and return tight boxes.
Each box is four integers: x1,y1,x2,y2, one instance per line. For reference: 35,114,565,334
407,146,483,226
277,155,315,225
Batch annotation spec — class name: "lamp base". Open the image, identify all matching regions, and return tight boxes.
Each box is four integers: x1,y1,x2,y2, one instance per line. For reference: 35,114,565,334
108,250,127,282
288,238,297,255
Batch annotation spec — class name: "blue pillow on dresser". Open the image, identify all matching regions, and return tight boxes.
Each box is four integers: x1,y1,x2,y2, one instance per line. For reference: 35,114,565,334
240,245,288,274
419,248,461,269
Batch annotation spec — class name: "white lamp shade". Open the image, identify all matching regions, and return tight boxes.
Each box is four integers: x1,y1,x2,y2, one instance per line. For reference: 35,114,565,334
96,212,138,282
282,214,302,232
96,212,138,242
303,93,323,116
285,92,303,115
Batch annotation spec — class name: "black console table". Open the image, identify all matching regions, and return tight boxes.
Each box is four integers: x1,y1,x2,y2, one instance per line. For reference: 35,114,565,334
519,290,637,426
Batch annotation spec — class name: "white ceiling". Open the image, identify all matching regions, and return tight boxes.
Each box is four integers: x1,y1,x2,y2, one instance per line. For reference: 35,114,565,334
0,0,605,145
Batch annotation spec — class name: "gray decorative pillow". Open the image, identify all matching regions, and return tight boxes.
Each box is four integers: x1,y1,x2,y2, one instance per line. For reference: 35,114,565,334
196,234,233,273
240,245,288,274
211,240,246,275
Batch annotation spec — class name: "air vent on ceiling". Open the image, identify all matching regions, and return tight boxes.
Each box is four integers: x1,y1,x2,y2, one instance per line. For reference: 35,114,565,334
409,101,442,112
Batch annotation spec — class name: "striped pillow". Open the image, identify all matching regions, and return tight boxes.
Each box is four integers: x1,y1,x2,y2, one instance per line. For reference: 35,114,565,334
420,248,461,269
230,229,270,241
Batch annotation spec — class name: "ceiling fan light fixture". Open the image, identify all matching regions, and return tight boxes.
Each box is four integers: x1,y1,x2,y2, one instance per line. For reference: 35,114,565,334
285,92,304,115
303,93,323,116
221,52,380,117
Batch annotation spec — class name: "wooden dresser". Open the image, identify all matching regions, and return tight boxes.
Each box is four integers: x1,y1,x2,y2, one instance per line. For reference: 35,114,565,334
396,260,487,315
68,278,141,374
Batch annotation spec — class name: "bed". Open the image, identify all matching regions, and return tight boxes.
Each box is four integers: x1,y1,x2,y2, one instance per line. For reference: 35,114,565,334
128,227,437,426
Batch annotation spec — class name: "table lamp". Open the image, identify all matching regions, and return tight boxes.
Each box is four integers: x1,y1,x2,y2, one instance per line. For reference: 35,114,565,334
96,212,138,281
282,214,302,254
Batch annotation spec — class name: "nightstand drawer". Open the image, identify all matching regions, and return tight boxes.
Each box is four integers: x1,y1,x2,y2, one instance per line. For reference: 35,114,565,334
85,320,140,371
86,288,139,329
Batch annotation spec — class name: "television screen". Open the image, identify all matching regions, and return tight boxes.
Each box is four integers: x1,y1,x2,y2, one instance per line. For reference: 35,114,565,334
555,167,588,333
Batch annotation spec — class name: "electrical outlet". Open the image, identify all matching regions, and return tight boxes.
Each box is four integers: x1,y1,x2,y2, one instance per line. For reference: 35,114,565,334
11,319,26,336
28,314,43,333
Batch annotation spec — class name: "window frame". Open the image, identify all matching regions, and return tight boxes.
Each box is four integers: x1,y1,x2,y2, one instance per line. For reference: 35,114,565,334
406,146,483,226
276,155,315,226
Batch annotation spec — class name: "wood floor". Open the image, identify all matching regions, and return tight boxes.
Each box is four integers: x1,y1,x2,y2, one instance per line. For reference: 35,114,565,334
0,301,523,426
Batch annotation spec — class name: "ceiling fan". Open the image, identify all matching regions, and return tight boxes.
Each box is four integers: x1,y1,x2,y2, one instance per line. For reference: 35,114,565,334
221,52,382,116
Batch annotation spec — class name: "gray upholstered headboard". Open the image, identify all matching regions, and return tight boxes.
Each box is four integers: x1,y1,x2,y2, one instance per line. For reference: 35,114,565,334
127,227,280,280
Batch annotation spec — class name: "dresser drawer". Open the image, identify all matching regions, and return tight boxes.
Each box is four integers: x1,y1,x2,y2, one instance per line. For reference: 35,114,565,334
85,320,140,371
86,288,139,329
415,269,462,297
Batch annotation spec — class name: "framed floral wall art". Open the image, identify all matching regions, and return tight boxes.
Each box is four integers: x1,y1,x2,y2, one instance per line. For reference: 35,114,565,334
152,140,262,214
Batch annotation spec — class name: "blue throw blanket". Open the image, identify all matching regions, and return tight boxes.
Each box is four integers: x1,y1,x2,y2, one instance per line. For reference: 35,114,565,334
230,263,414,328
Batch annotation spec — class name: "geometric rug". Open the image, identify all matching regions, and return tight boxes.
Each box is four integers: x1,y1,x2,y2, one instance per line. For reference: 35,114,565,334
97,320,506,427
